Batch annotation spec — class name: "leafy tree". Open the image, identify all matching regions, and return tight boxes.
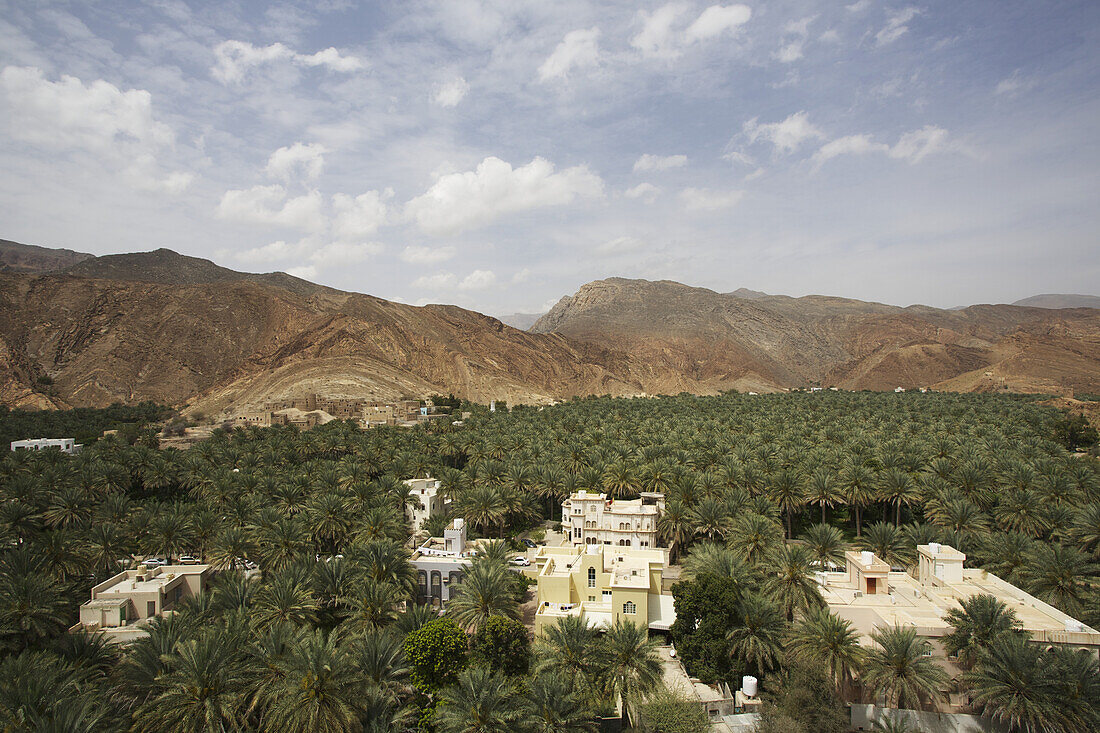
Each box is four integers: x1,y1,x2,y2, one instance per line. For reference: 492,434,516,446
669,574,741,685
470,615,530,677
403,618,469,693
634,685,710,733
1053,415,1099,452
753,659,849,733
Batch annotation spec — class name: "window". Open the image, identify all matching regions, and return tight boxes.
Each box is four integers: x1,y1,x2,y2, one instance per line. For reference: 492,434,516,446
640,541,649,547
623,601,636,614
602,590,612,599
588,596,596,602
588,567,596,588
586,537,597,545
618,539,630,546
574,528,582,538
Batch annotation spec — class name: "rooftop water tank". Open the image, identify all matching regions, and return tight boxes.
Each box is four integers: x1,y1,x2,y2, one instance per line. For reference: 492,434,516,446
454,518,464,529
861,551,874,565
742,676,758,698
929,542,941,555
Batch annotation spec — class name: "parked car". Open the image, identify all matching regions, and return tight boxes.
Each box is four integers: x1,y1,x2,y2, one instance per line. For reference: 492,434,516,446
510,556,531,566
142,557,166,568
521,538,537,548
177,555,199,565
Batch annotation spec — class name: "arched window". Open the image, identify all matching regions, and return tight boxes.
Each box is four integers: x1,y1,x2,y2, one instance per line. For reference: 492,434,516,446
588,567,596,588
623,601,636,614
618,539,630,546
586,536,597,545
430,571,442,607
418,571,428,603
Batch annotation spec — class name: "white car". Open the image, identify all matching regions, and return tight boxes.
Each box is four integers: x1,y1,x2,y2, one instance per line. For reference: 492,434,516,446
177,555,199,565
142,557,166,568
510,556,530,566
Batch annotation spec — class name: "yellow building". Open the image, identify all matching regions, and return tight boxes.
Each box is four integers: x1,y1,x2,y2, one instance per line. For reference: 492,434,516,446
532,544,675,636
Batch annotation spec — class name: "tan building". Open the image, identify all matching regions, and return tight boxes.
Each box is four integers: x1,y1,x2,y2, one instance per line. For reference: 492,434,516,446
532,544,675,636
405,476,450,532
561,490,665,550
821,543,1100,709
77,564,212,642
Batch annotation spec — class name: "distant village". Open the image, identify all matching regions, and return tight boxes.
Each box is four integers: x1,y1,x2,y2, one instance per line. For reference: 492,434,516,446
231,393,466,431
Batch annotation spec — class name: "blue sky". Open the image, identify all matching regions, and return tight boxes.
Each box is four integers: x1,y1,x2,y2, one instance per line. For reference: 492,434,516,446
0,1,1097,314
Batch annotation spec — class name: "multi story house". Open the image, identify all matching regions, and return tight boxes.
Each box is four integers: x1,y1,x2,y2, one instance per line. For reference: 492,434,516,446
76,564,212,642
404,476,450,532
532,544,675,636
561,490,665,549
410,519,492,608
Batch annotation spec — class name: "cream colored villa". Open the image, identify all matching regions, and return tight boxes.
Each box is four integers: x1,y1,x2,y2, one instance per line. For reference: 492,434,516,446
561,490,665,549
821,543,1100,709
410,518,494,608
404,476,449,532
77,564,212,642
532,544,675,636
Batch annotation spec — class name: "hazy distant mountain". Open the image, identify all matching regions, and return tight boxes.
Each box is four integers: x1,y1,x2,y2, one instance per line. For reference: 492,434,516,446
727,287,770,299
1012,294,1100,309
532,277,1100,395
2,243,1098,411
497,313,544,331
0,239,92,274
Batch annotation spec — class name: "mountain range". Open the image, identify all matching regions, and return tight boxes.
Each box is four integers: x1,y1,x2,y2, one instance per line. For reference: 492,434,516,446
1,239,1097,415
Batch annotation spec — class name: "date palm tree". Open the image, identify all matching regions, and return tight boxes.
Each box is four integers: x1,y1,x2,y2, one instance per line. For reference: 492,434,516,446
859,522,913,569
130,627,250,732
727,512,784,567
446,558,519,631
764,542,824,621
264,629,364,733
767,469,805,539
681,542,753,585
522,671,598,732
602,619,662,725
806,470,845,525
435,665,526,733
1020,542,1098,618
726,593,785,674
786,607,864,698
963,634,1064,733
800,523,848,570
942,593,1024,669
862,625,948,710
878,468,919,527
689,495,731,541
535,616,605,695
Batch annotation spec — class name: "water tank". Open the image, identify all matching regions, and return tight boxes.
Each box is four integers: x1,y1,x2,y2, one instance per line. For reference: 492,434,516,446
861,551,874,565
454,518,464,530
1065,619,1085,632
928,542,940,555
742,676,758,698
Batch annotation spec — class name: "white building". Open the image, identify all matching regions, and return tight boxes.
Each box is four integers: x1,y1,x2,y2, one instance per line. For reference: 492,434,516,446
404,476,450,532
10,438,81,454
410,518,493,608
561,490,665,549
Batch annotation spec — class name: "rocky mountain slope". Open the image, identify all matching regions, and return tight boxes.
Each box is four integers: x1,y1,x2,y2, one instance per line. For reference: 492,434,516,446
1012,293,1100,309
532,278,1100,395
2,244,1098,413
0,239,93,274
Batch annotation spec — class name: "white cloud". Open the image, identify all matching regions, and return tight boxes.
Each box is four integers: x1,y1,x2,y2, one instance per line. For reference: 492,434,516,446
211,40,364,83
684,5,752,43
875,8,919,46
216,185,325,231
237,237,380,275
512,268,531,284
631,3,687,59
538,28,600,82
236,239,299,264
624,182,660,202
311,240,383,267
812,134,889,167
679,188,744,211
888,125,952,163
633,153,687,172
812,126,958,167
286,265,318,280
412,272,457,290
632,4,750,58
332,190,388,240
775,42,804,63
775,16,814,63
743,111,824,154
0,66,173,152
401,245,456,265
846,0,871,11
596,236,644,255
819,29,840,44
459,269,496,290
433,76,470,107
405,156,604,235
265,142,327,181
994,71,1035,97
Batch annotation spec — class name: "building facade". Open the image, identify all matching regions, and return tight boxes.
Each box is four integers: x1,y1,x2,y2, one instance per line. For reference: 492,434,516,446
10,437,81,454
561,490,665,549
404,476,450,532
410,519,491,608
532,544,675,636
77,564,212,642
820,543,1100,711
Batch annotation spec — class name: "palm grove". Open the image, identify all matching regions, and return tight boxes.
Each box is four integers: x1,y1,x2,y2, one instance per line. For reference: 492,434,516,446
0,391,1098,732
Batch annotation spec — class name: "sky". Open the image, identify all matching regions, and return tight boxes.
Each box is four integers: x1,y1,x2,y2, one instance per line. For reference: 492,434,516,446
0,1,1098,315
